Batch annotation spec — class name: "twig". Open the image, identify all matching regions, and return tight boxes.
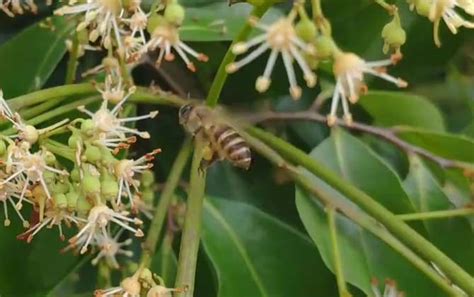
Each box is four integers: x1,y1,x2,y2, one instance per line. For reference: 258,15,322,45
174,139,207,297
398,208,474,221
246,110,473,171
140,139,193,267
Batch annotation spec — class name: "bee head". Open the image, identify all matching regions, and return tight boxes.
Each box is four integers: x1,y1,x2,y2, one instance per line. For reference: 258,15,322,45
178,104,194,124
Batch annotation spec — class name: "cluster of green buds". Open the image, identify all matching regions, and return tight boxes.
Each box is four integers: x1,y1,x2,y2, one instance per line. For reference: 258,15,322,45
95,267,185,297
0,76,160,269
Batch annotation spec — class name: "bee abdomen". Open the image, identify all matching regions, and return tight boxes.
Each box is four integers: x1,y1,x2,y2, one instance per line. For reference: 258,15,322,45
213,125,251,170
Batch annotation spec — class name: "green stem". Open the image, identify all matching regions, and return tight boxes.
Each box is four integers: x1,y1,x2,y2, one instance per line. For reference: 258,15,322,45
7,83,96,110
247,127,474,295
21,97,65,120
328,207,351,297
205,5,270,107
65,31,80,84
174,140,207,296
41,140,76,161
131,89,188,107
141,139,193,267
398,208,474,221
240,129,461,296
2,96,100,135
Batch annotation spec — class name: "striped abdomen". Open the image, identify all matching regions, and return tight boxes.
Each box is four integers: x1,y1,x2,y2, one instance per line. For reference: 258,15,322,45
211,125,251,170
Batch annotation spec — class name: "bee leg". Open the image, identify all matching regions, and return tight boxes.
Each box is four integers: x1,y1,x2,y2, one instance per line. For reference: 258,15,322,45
198,145,217,173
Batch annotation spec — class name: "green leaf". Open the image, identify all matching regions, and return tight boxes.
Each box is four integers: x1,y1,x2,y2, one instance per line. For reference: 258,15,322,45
0,220,80,297
309,128,416,214
0,16,74,97
180,3,283,41
293,128,447,295
359,91,445,131
403,156,474,274
201,197,337,297
295,189,444,297
397,129,474,163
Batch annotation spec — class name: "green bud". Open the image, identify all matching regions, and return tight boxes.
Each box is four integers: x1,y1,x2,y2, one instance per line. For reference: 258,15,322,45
44,151,56,165
22,125,39,144
54,193,68,209
100,146,118,165
76,195,92,217
415,0,430,17
295,18,317,43
101,176,119,201
314,35,335,60
68,133,81,149
164,3,186,25
382,17,406,54
85,144,102,163
43,171,56,184
141,170,155,188
142,189,154,204
71,167,81,183
147,14,167,34
0,140,7,156
81,119,95,137
83,172,101,195
53,181,69,194
66,189,79,211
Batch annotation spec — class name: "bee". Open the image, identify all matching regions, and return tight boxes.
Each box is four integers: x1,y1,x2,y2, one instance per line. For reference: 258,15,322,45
178,103,251,170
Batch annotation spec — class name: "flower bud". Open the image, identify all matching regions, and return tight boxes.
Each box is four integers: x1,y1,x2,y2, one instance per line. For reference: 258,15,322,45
0,140,6,156
81,119,95,137
85,144,102,163
66,189,79,211
101,175,119,201
82,172,101,196
381,17,406,54
44,151,56,166
71,167,81,182
164,2,186,25
53,181,69,194
21,125,39,144
414,0,430,17
76,195,92,216
68,133,81,149
121,276,141,296
43,171,56,184
314,35,335,60
147,14,167,34
141,170,155,188
295,18,317,43
54,193,68,209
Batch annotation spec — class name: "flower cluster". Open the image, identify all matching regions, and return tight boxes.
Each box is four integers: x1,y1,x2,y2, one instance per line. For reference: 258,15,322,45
0,76,159,269
95,267,185,297
54,0,208,73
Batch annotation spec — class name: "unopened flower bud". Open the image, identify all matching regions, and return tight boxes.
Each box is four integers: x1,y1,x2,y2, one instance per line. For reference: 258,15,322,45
147,14,166,34
54,193,68,209
21,125,39,144
295,18,317,43
141,170,155,188
85,144,102,163
121,276,141,296
81,119,95,136
76,195,92,216
314,35,335,60
164,2,186,25
414,0,430,17
71,167,81,182
44,151,56,165
43,171,56,184
66,189,79,211
83,172,101,195
101,175,119,201
381,17,406,54
53,181,69,194
68,133,81,149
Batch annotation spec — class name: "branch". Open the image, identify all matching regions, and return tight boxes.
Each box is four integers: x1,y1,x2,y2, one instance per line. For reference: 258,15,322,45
246,110,473,171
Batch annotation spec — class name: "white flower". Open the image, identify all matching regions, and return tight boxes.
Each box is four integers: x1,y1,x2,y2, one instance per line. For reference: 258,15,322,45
0,0,39,17
429,0,474,46
0,172,30,227
371,278,405,297
114,149,160,207
328,52,407,126
226,15,317,100
20,207,83,242
69,205,143,254
95,271,141,297
141,22,209,71
91,232,133,269
1,145,68,202
78,87,158,149
55,0,125,51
